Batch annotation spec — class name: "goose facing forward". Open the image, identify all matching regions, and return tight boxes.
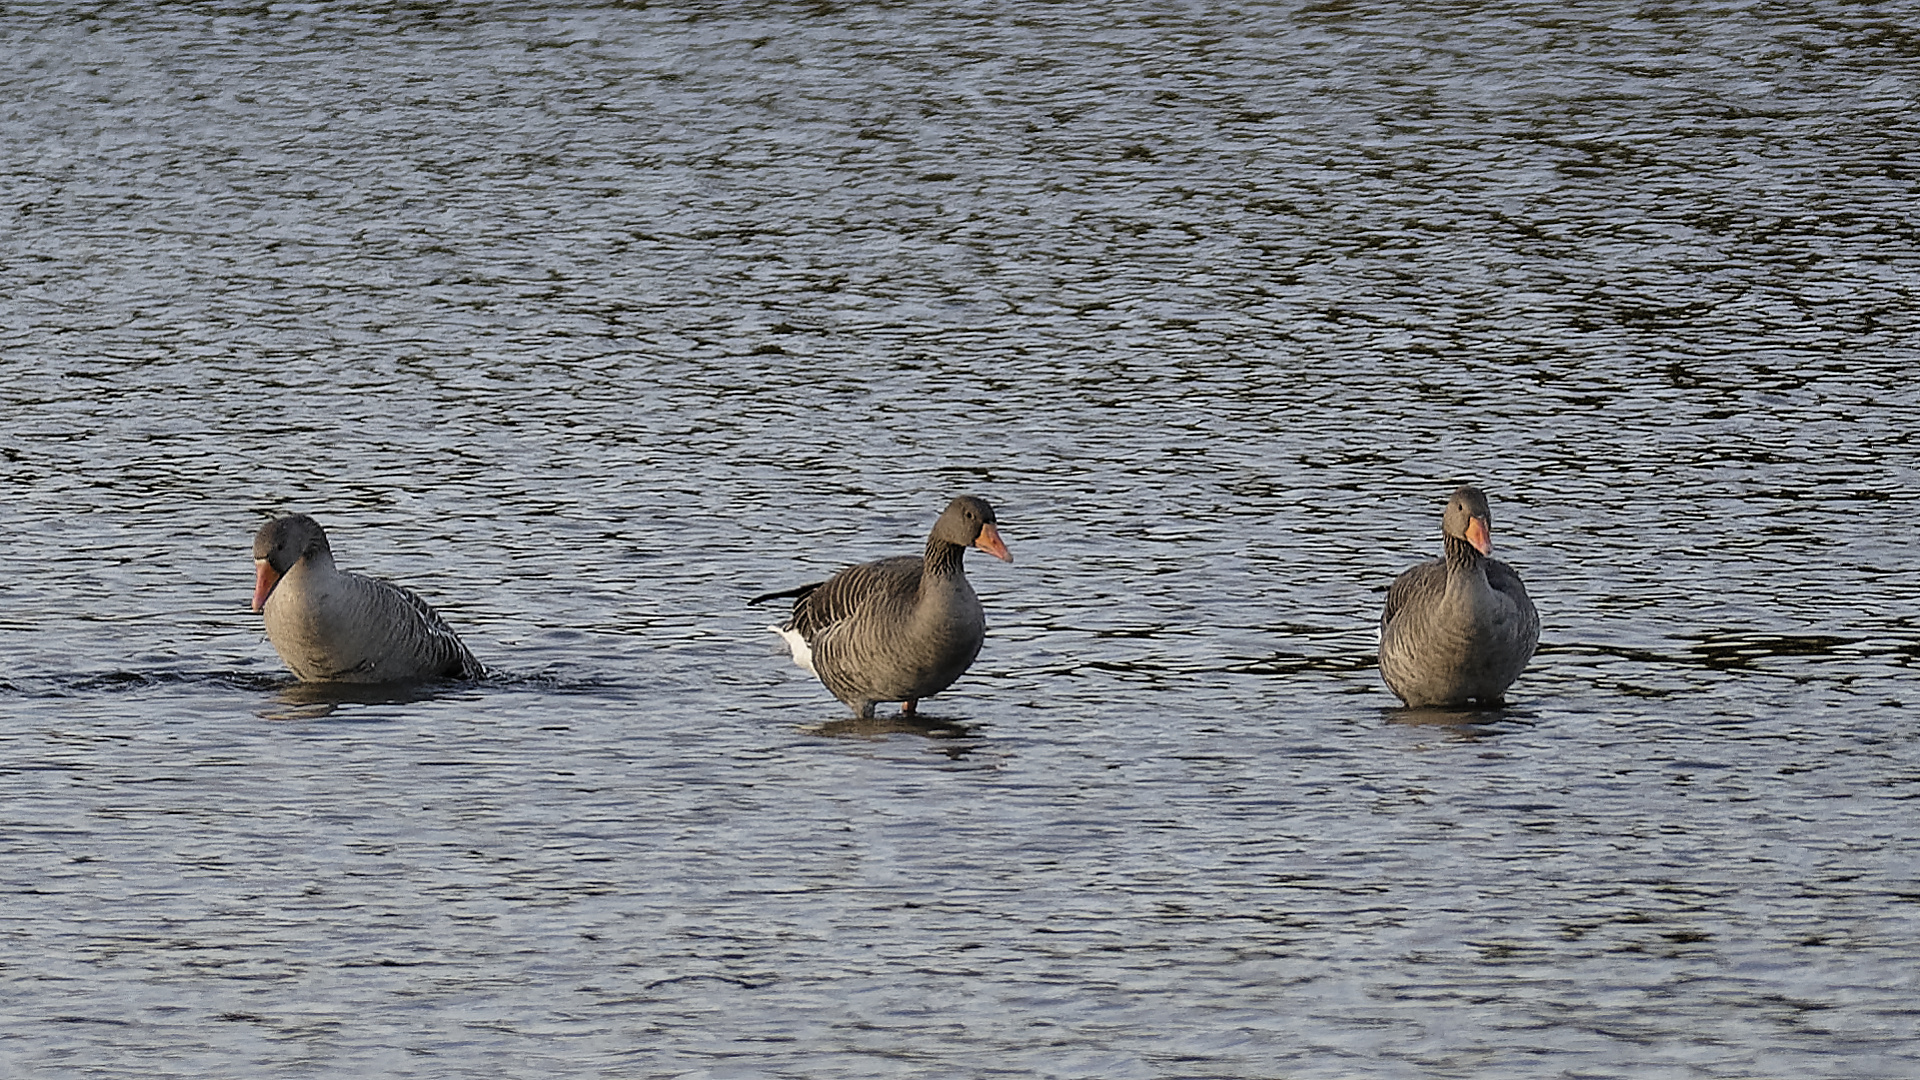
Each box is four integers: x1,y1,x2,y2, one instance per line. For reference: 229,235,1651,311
1379,485,1539,707
252,514,483,683
753,495,1013,718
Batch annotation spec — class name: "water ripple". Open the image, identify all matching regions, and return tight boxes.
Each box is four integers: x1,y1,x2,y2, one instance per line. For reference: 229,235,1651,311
2,2,1916,1077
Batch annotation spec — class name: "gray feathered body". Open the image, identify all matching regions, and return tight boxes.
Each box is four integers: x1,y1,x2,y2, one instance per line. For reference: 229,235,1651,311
263,551,482,683
772,545,985,718
1379,535,1538,707
757,496,1007,717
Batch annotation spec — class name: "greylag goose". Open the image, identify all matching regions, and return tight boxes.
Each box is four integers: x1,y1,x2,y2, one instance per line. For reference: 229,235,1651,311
1379,485,1539,707
251,514,483,683
752,495,1013,718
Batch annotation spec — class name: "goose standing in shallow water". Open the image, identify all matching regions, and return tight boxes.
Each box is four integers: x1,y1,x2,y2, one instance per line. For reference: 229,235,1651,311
1379,485,1539,707
753,496,1013,718
252,514,483,683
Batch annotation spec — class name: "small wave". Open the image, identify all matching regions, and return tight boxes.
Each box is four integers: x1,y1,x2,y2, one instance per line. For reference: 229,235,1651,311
5,670,288,697
1547,634,1919,672
1686,633,1876,669
1223,652,1379,676
0,668,634,700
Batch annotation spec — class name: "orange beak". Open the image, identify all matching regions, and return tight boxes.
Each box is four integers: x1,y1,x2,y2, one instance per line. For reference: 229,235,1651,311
1465,516,1492,556
252,560,281,613
975,523,1013,563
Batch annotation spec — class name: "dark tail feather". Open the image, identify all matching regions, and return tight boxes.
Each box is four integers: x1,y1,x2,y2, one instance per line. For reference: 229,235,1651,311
749,582,821,606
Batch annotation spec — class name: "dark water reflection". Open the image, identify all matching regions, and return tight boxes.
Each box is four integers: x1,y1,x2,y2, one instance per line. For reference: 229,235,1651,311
1381,704,1523,731
3,2,1917,1077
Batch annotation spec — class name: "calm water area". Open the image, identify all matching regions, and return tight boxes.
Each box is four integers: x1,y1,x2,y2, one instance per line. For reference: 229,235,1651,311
2,2,1917,1077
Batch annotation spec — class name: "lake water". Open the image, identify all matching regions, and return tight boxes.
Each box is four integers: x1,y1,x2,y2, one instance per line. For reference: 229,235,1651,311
3,2,1917,1077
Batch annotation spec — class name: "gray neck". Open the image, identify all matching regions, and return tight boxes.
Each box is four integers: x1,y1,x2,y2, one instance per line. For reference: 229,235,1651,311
923,536,966,578
1443,533,1483,572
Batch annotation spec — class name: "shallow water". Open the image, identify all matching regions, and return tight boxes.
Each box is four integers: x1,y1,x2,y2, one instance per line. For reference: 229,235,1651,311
3,2,1917,1077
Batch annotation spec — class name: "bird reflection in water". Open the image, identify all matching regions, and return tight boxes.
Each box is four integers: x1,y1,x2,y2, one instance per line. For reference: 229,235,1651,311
1383,703,1533,738
257,678,478,722
803,712,983,760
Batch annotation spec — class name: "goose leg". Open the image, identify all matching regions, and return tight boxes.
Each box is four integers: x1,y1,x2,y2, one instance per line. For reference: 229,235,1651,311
901,699,918,716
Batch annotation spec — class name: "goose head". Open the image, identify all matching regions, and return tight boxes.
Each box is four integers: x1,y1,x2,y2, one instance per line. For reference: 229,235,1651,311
252,514,331,612
934,495,1013,562
1442,485,1494,556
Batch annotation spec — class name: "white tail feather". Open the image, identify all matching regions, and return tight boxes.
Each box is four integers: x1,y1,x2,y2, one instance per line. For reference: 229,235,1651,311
770,625,816,674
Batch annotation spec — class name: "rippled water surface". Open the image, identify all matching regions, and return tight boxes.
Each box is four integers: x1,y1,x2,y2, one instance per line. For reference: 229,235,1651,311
3,2,1917,1077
